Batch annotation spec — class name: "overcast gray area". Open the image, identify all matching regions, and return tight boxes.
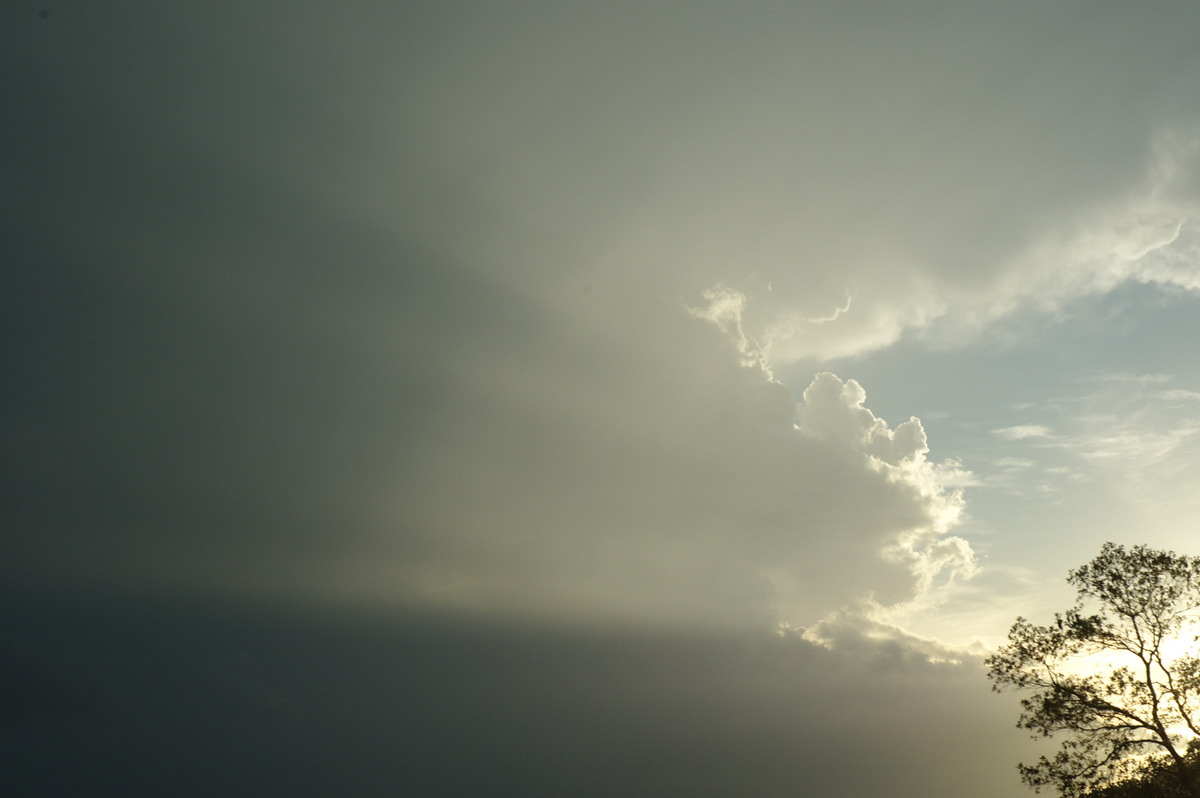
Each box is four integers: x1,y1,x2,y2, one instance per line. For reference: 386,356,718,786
5,2,1200,795
2,590,1043,797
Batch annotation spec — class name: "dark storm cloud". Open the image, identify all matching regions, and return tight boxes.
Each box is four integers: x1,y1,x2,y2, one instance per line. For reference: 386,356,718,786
2,2,505,593
0,591,1037,798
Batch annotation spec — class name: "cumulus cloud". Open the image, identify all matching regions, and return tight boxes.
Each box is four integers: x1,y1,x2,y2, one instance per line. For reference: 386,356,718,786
799,372,929,466
799,610,976,668
363,300,977,637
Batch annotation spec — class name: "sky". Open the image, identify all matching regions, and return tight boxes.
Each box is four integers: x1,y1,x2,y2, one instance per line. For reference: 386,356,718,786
4,2,1200,796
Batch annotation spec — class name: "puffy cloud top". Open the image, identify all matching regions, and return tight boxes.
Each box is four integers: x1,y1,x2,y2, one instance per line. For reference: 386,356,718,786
800,372,929,466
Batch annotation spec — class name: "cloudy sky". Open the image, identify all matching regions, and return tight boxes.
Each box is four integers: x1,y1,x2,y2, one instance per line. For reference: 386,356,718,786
5,2,1200,795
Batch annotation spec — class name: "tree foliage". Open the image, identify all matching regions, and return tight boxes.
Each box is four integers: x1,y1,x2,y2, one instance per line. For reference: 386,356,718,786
1082,741,1200,798
986,543,1200,797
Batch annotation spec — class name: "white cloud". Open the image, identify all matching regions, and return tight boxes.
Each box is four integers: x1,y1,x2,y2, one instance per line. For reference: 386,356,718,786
776,128,1200,361
687,283,772,376
993,425,1055,440
799,372,929,466
800,610,978,667
1158,389,1200,401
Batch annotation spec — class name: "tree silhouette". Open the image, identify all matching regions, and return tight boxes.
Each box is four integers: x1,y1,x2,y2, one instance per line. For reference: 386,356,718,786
986,543,1200,797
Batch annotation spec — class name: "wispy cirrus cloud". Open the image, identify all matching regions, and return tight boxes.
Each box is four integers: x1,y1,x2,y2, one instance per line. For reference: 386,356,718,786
975,374,1200,547
1158,388,1200,402
993,425,1056,441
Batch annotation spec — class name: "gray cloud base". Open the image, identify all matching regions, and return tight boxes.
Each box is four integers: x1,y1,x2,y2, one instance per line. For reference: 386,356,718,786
1,590,1039,798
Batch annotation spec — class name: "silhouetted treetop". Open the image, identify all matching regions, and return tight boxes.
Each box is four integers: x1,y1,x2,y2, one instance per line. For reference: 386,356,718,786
987,543,1200,798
